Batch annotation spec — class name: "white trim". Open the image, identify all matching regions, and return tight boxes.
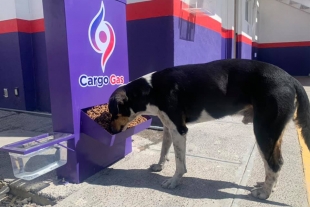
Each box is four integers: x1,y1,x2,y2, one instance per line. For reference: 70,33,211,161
210,14,222,22
241,31,253,40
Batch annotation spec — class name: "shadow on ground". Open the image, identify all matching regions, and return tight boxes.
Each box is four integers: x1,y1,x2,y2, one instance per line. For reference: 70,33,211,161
85,168,289,206
0,151,16,180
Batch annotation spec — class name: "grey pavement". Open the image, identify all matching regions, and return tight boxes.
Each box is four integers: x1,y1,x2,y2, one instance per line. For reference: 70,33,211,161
0,76,309,207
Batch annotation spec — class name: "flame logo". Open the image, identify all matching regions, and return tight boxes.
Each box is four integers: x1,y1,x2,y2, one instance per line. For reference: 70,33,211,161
88,1,116,73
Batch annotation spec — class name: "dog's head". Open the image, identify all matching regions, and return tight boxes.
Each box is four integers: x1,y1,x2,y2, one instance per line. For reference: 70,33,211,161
108,87,132,133
108,78,152,133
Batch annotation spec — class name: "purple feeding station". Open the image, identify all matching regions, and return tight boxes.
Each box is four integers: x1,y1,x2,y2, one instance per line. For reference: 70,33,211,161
0,0,151,183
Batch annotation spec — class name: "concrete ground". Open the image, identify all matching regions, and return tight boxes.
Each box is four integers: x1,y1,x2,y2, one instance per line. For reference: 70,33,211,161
0,77,309,207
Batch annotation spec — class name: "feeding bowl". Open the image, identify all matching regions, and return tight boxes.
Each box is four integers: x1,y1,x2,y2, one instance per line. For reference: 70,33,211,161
80,103,152,146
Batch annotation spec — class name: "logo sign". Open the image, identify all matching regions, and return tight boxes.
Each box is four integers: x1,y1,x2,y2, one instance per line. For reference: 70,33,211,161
88,1,115,73
79,1,124,88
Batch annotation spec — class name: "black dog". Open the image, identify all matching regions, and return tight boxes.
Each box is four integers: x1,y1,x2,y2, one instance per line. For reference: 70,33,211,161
108,59,310,199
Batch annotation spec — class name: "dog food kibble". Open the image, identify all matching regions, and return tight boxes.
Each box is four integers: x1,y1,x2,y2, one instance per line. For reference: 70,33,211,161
86,104,147,134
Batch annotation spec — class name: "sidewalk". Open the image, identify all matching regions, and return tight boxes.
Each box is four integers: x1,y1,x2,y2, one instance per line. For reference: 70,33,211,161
0,77,309,207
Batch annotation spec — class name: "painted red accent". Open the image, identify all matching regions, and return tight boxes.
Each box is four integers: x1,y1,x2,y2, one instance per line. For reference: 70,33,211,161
175,0,222,34
0,18,45,34
102,24,115,68
127,0,224,35
16,19,33,33
222,28,234,39
31,19,45,33
126,0,173,21
127,0,235,40
256,41,310,48
252,42,259,47
128,0,310,48
0,19,18,34
237,34,252,46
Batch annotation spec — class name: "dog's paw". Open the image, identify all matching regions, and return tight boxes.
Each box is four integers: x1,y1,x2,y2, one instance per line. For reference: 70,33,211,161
251,187,271,200
150,164,163,172
254,182,264,188
254,182,276,192
161,178,179,189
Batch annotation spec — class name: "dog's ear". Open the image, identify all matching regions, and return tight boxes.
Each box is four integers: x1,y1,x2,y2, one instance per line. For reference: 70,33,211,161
114,90,128,104
108,89,128,115
108,96,119,115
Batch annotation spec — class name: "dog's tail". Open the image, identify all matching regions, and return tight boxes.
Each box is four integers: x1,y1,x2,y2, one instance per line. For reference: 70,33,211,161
293,79,310,151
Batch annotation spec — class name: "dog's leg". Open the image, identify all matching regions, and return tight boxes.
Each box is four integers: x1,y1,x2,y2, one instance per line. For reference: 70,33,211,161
251,115,288,199
155,109,188,189
161,128,187,189
254,149,278,193
251,152,282,200
150,127,172,172
242,106,253,124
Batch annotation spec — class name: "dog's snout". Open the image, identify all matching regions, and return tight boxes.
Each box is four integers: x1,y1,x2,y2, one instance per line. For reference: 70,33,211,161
110,122,124,134
110,126,119,134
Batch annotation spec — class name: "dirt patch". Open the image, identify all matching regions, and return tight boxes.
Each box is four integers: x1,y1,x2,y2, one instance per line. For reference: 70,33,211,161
0,180,52,207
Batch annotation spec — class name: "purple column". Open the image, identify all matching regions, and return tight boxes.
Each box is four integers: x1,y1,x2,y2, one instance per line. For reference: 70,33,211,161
42,0,133,183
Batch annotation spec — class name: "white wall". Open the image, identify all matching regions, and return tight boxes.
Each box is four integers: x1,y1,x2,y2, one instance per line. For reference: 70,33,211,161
258,0,310,43
238,0,260,40
15,0,31,20
220,0,234,29
0,0,43,21
180,0,222,22
0,0,16,21
28,0,44,20
227,0,235,30
220,0,228,29
213,0,223,23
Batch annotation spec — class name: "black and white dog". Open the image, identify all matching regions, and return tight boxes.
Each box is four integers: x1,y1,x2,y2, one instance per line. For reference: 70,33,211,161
108,59,310,199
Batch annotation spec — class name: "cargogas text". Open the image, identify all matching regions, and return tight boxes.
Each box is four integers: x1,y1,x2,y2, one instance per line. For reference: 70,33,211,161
79,74,124,88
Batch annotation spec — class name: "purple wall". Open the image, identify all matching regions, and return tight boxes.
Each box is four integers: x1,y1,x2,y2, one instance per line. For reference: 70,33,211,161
19,33,36,111
237,42,252,59
0,33,27,109
0,30,51,112
221,38,233,59
252,45,259,60
127,17,174,126
32,32,51,112
173,17,222,65
127,17,174,81
127,16,227,80
257,46,310,76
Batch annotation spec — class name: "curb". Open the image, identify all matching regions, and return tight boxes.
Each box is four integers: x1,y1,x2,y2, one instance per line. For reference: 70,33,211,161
297,128,310,206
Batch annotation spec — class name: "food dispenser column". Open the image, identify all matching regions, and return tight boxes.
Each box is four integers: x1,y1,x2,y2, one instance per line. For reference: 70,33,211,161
41,0,151,183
